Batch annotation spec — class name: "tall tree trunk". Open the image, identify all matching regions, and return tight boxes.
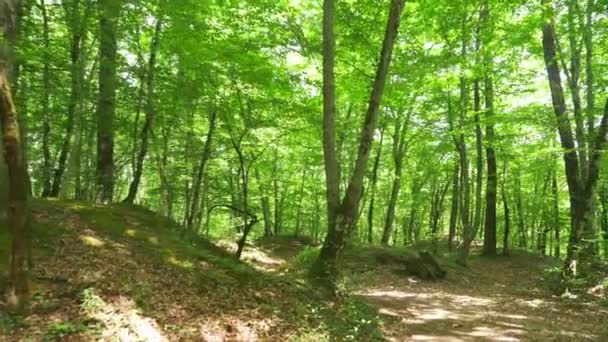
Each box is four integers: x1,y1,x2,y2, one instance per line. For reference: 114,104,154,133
186,109,217,229
457,23,471,249
314,0,406,287
565,0,587,178
0,0,29,312
40,0,52,198
584,0,594,135
472,32,483,242
541,0,585,276
95,0,121,204
124,17,162,204
482,1,497,256
50,0,90,197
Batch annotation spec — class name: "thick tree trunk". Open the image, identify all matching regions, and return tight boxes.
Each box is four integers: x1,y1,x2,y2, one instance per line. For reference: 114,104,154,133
95,0,121,204
124,18,162,204
314,0,406,287
541,0,586,276
0,0,29,312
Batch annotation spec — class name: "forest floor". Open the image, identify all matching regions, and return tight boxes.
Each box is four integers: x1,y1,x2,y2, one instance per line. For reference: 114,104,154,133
0,200,380,341
251,239,608,341
0,200,607,341
350,252,608,341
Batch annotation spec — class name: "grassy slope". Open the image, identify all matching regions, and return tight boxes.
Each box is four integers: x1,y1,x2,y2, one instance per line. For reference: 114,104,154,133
0,200,381,341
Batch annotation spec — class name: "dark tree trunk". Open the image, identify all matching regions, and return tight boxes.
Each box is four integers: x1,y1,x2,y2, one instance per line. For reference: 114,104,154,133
541,0,587,276
0,0,29,312
95,0,121,204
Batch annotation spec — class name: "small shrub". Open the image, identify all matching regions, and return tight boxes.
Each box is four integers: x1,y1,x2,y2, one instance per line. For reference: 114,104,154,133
45,321,86,340
292,247,320,269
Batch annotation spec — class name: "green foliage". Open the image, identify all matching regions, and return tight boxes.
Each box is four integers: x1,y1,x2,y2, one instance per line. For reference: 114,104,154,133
292,246,321,269
81,288,105,315
44,321,87,341
0,313,26,335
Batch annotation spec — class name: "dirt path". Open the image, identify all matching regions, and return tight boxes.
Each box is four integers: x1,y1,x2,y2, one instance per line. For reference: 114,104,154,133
356,255,608,341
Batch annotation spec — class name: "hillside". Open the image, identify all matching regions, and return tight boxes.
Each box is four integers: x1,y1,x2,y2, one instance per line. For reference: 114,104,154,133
0,200,380,341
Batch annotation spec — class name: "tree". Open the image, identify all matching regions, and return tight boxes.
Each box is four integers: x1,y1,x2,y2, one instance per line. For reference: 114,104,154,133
95,0,122,204
124,14,162,204
0,0,29,312
313,0,406,288
541,0,608,276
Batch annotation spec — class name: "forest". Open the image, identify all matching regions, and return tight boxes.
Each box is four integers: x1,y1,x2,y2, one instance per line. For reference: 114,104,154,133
0,0,608,340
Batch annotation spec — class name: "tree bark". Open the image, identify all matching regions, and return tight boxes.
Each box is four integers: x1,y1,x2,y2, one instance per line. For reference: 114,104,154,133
95,0,121,204
314,0,406,287
541,0,585,276
482,1,497,256
0,0,29,312
123,17,162,204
